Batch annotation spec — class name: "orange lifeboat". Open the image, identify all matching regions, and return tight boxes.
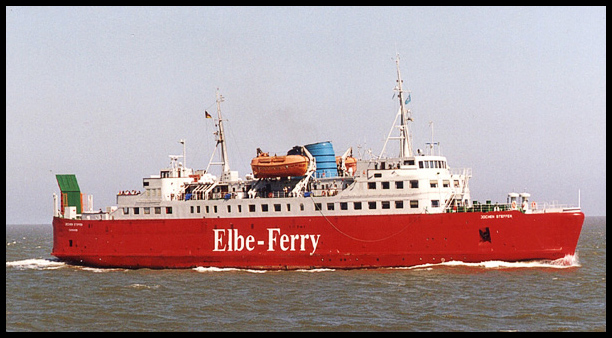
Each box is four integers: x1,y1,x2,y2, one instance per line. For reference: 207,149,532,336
251,148,309,178
336,156,357,176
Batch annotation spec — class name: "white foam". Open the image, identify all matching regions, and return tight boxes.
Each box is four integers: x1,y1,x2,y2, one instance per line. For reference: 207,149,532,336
129,283,161,290
407,253,580,270
6,258,66,270
80,266,127,273
192,266,267,273
192,266,337,273
296,268,336,273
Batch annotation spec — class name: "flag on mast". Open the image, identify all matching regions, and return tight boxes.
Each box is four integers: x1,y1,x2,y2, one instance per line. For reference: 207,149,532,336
205,111,212,119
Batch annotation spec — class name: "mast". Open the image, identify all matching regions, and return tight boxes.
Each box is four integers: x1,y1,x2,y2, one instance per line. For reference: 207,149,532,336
426,121,439,155
205,89,231,181
215,89,230,176
394,54,413,158
179,139,186,173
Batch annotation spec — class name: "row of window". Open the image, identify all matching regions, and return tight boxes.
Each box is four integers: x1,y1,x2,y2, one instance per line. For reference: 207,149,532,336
122,199,445,216
367,179,459,190
190,203,307,214
376,159,447,170
124,206,173,215
314,200,423,210
419,160,447,169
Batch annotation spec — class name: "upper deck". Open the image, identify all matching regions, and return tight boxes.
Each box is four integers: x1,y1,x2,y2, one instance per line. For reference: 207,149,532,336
54,54,580,223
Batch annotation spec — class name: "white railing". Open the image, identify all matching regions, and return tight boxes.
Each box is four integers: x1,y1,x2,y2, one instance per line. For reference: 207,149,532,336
449,167,472,177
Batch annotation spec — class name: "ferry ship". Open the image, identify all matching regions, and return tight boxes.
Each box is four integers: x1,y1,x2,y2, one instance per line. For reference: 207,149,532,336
51,55,584,269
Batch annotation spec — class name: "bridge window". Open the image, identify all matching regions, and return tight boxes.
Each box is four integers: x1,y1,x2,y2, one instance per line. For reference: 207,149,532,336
382,182,390,189
410,180,419,188
395,181,404,189
395,201,403,209
354,202,362,210
368,201,377,209
410,200,419,208
368,182,376,189
381,201,390,209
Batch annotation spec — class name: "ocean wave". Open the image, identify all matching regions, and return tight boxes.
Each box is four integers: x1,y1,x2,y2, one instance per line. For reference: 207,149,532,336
5,258,127,272
405,253,580,270
192,266,336,273
8,254,579,272
129,283,161,290
192,266,267,273
80,266,127,273
6,258,66,270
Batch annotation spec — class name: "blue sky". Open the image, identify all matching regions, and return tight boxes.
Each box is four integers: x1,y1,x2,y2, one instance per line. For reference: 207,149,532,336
6,6,606,224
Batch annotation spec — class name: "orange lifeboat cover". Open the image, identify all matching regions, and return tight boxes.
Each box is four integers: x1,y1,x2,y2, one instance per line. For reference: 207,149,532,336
251,153,309,178
336,156,357,175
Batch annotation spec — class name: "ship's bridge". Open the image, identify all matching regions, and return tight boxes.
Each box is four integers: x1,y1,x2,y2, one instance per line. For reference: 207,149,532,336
354,155,449,176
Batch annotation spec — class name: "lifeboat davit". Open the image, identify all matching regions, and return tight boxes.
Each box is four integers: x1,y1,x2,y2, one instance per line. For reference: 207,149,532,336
251,148,309,178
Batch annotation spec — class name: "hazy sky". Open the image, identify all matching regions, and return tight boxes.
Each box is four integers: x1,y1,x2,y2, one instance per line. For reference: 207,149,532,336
6,6,606,224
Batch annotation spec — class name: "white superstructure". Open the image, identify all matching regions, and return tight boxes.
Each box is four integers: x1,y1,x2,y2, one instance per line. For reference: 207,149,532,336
78,54,477,222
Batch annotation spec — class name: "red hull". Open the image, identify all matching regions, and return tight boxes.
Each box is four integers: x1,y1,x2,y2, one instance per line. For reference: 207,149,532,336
52,211,583,269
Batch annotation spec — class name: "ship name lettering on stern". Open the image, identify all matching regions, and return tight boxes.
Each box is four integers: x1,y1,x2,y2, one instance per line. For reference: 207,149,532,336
212,228,320,254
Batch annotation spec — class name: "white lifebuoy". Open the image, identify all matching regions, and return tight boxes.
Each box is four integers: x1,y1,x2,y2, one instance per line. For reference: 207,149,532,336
511,201,517,209
531,201,536,209
321,190,327,197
